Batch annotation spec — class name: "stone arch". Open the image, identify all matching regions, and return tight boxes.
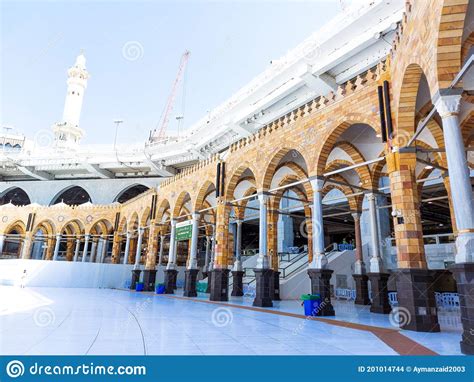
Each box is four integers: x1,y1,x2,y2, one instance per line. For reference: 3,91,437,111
172,191,192,218
260,147,310,191
194,180,216,211
436,0,470,89
59,219,85,238
313,117,379,176
4,220,26,236
156,199,171,223
32,220,56,236
225,164,258,201
140,207,151,227
89,219,113,236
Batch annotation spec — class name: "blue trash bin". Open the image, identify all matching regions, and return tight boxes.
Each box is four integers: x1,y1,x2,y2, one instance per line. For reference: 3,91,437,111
135,282,144,292
155,284,165,294
301,294,321,316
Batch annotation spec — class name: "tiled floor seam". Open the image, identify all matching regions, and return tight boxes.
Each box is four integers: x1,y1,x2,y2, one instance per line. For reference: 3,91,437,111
156,294,438,356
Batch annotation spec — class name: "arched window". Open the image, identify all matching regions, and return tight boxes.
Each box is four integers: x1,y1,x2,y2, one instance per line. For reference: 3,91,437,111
0,187,30,206
51,186,91,206
115,184,149,203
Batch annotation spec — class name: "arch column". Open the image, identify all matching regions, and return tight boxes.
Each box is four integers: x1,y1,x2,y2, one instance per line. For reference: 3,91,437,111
352,212,370,305
73,238,81,262
66,238,75,261
122,232,131,265
366,192,391,314
435,94,474,354
0,234,6,255
21,233,33,259
184,213,200,297
231,219,244,297
52,234,61,261
210,200,231,302
130,228,144,290
144,222,160,292
158,234,165,267
111,233,122,264
164,219,178,294
387,151,439,332
307,178,334,316
89,238,97,263
253,193,273,307
267,208,280,300
82,234,90,262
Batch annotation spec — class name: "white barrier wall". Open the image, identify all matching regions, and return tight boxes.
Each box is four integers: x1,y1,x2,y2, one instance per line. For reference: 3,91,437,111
0,260,185,289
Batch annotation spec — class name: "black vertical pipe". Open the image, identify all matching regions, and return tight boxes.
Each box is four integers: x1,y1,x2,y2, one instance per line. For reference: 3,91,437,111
216,163,221,197
220,162,226,197
383,80,393,139
377,85,387,143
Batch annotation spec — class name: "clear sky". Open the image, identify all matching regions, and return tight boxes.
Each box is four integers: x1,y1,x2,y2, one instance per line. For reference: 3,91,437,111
1,0,342,144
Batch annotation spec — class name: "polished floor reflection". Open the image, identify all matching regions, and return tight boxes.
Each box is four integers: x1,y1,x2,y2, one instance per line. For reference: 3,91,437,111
0,286,462,355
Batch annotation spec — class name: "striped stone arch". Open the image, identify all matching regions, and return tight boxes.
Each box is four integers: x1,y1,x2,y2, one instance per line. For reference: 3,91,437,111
396,63,426,146
140,206,151,226
4,220,27,235
194,180,216,211
312,114,379,176
461,31,474,64
274,161,313,200
461,110,474,147
325,159,371,190
372,152,387,189
172,191,192,218
436,0,470,89
225,163,258,201
32,220,55,236
156,199,171,223
260,147,310,191
117,216,128,233
89,219,113,236
321,182,359,212
332,141,373,188
59,219,85,238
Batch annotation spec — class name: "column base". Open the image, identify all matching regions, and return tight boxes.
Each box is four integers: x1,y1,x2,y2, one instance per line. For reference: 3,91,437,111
253,269,273,307
183,269,199,297
307,269,335,316
368,272,391,314
450,262,474,354
130,269,141,290
395,268,440,332
231,270,244,296
210,269,230,301
353,274,370,305
270,271,281,301
142,270,157,292
164,269,178,294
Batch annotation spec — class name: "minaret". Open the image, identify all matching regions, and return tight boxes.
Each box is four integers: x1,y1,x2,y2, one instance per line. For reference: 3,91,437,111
52,51,89,149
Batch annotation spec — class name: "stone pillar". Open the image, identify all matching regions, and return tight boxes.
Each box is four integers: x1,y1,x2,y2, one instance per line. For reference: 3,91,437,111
388,150,439,332
253,194,272,307
352,212,370,305
0,234,5,255
134,228,144,269
206,232,215,294
231,220,244,297
210,200,231,302
164,219,178,294
307,178,334,316
65,239,75,261
82,234,90,262
89,239,97,263
73,238,81,262
21,234,33,259
100,238,108,263
158,234,165,266
184,213,200,297
52,234,61,261
435,94,474,353
268,208,280,300
123,232,131,265
366,193,391,313
111,233,121,264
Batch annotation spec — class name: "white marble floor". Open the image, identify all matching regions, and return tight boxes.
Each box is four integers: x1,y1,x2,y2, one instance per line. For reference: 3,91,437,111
0,286,462,355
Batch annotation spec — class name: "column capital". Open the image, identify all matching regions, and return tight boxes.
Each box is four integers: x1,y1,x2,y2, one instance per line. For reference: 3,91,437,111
257,192,268,203
192,211,200,220
351,212,361,221
310,177,325,192
366,192,376,201
434,94,461,118
235,219,243,225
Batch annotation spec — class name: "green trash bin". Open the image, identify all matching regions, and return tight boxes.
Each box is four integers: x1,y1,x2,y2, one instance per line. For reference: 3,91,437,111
301,294,321,316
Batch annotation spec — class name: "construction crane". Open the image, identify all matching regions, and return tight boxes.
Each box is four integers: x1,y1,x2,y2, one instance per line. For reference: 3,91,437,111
149,50,190,142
